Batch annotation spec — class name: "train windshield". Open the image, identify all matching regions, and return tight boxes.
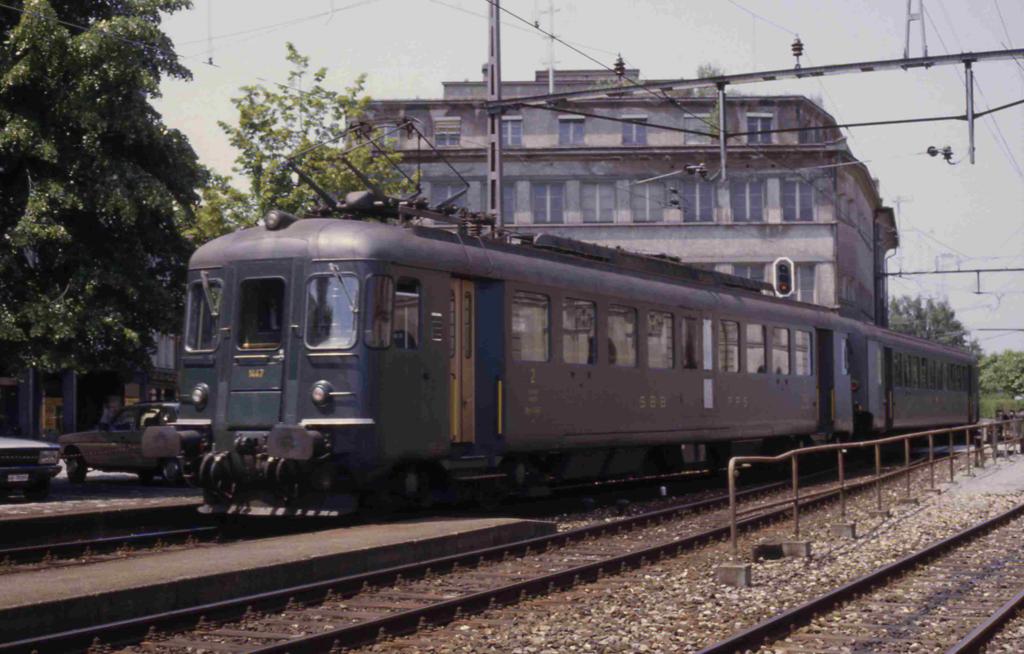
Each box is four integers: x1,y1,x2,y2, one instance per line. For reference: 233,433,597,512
185,279,221,352
238,278,285,350
306,274,359,349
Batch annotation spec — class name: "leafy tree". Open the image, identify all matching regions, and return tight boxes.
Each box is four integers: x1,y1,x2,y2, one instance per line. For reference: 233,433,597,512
202,43,412,234
0,0,205,375
979,351,1024,397
888,296,981,354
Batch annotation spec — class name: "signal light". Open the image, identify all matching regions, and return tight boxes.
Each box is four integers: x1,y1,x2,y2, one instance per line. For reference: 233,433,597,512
773,257,794,298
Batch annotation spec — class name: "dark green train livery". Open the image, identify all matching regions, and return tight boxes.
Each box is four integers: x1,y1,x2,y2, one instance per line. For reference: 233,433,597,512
144,210,977,515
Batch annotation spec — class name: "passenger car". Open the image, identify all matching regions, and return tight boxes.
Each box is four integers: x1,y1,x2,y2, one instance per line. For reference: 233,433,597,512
0,436,61,500
59,402,182,484
152,203,977,517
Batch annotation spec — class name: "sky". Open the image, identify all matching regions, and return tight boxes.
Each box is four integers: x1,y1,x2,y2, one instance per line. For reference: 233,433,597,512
154,0,1024,353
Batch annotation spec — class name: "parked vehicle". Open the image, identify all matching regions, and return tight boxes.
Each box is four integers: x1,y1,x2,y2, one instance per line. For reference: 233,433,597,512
0,436,61,500
59,402,183,484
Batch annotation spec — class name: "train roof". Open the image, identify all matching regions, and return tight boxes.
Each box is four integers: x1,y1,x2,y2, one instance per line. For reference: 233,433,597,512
191,217,975,364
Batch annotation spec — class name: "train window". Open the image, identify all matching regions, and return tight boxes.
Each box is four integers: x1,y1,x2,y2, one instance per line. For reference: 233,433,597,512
840,335,850,375
683,318,700,369
185,278,222,352
795,331,813,376
919,358,928,389
240,278,286,350
364,275,394,349
772,327,791,375
304,274,358,350
511,291,549,362
395,279,420,350
718,320,739,373
894,353,903,387
904,355,913,388
745,324,766,373
608,305,637,367
647,311,674,369
563,298,596,365
702,319,714,371
449,290,455,359
462,288,472,358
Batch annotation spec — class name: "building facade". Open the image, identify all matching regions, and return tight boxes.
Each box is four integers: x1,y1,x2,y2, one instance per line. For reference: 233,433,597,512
371,68,898,325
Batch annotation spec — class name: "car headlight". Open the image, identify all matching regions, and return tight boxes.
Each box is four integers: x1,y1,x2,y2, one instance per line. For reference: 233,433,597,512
311,380,333,407
191,383,210,410
38,449,59,465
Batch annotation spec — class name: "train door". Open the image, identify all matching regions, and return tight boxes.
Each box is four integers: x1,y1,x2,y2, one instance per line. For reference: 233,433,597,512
883,347,894,430
701,316,715,413
227,261,292,429
450,279,476,443
833,334,854,433
815,329,834,433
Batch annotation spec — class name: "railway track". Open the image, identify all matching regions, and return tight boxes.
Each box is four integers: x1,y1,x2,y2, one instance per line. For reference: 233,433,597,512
0,457,936,654
0,526,220,568
697,499,1024,654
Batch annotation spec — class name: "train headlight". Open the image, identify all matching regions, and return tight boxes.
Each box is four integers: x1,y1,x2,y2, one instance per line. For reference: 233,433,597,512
311,381,333,407
190,383,210,410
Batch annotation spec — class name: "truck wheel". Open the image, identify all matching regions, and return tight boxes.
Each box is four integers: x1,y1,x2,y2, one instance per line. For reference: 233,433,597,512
161,458,184,485
65,453,87,483
24,479,50,501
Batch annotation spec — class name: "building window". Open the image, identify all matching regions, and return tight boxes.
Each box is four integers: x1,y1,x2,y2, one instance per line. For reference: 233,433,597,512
782,180,814,221
581,182,615,223
683,115,712,145
746,113,773,144
607,305,637,367
745,324,766,373
718,320,739,372
558,117,585,145
630,182,664,223
680,179,714,223
795,330,813,375
393,279,420,350
647,311,674,369
531,182,565,224
772,327,790,375
622,116,647,145
683,317,699,369
434,119,461,147
798,125,824,144
732,263,765,283
730,179,764,222
511,291,549,362
501,117,522,147
563,298,596,365
796,263,815,303
431,183,467,209
501,185,516,224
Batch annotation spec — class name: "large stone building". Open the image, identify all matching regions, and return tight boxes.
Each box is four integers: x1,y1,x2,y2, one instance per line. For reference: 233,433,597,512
371,68,898,325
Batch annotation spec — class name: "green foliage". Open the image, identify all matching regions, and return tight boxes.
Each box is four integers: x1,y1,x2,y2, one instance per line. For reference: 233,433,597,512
980,395,1024,419
0,0,204,375
204,42,412,235
979,350,1024,397
888,296,980,355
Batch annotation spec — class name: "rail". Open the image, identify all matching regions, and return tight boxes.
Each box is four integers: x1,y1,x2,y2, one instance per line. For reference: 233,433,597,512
727,418,1024,552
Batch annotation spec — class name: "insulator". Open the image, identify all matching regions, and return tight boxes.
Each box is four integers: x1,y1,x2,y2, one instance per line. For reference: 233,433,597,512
791,36,804,58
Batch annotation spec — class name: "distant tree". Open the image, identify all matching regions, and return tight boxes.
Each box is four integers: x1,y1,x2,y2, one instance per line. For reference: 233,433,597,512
0,0,204,375
888,296,981,355
202,43,412,236
979,351,1024,397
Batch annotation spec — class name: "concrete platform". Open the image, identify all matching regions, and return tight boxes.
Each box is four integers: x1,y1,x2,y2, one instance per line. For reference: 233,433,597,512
0,515,554,643
948,454,1024,495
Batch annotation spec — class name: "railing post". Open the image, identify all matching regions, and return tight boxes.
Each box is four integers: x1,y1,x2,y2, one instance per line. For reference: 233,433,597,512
990,424,998,462
874,443,883,512
728,458,738,554
978,426,987,468
838,448,846,522
791,455,800,538
904,437,912,499
948,429,955,483
966,428,974,476
928,433,935,492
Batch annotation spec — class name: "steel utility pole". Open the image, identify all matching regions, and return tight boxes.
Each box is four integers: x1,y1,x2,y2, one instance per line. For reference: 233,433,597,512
486,0,504,229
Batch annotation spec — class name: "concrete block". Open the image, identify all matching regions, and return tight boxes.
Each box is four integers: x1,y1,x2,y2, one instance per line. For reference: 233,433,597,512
752,543,784,560
781,541,812,558
716,563,752,588
830,523,857,539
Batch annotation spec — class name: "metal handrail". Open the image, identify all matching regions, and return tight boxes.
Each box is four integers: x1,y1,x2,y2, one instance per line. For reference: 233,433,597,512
728,418,1024,553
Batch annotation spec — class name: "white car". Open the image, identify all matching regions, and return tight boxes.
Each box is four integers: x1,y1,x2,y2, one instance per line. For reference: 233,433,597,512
0,436,61,500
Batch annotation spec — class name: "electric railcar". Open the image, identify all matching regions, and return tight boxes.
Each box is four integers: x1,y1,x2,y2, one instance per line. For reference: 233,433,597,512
144,209,977,515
